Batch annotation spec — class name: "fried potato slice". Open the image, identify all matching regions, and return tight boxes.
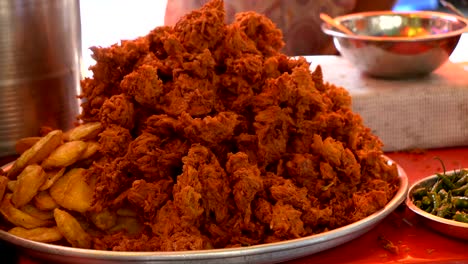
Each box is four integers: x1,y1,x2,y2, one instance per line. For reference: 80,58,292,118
8,226,63,243
33,191,59,211
90,209,117,231
39,168,66,191
80,141,100,160
11,165,47,208
7,130,63,179
64,122,103,141
41,141,88,169
15,137,41,155
0,176,7,202
0,194,53,228
49,168,94,213
20,204,54,220
116,207,138,217
7,180,16,192
54,208,91,248
108,216,143,235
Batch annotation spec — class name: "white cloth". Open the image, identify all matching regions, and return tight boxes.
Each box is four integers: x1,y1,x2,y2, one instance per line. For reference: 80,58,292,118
307,55,468,152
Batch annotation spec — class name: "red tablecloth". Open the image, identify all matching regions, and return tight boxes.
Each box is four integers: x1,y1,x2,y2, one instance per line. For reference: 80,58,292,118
8,147,468,263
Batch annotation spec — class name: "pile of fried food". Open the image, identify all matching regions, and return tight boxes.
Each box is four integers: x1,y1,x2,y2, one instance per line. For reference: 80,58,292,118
0,0,400,251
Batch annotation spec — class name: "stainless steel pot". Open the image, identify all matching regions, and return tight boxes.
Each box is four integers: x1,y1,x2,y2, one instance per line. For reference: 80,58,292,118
0,0,82,156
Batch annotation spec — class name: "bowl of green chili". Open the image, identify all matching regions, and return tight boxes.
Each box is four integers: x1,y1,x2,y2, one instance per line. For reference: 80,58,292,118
406,167,468,240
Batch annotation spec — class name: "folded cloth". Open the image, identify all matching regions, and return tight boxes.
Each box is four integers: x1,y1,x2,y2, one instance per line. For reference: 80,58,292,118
307,55,468,152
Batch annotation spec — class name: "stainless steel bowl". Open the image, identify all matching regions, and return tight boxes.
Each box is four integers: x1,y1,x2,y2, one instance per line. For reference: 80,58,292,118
321,11,468,78
406,172,468,240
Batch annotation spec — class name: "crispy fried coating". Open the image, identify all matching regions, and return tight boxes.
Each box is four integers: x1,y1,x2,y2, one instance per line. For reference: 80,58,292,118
60,0,401,251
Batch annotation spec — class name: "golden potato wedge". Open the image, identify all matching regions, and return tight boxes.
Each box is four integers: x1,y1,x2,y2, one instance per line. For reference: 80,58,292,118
90,209,117,231
7,130,63,179
0,194,53,228
6,180,16,192
108,216,143,235
80,141,100,160
41,141,88,169
54,208,91,248
116,207,138,217
20,204,54,220
39,168,66,191
64,122,103,141
15,137,41,155
9,226,63,243
0,176,7,201
49,168,94,213
11,164,47,208
33,191,59,211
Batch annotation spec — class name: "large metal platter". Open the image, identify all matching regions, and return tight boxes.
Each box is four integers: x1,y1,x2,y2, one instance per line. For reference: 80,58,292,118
0,158,408,264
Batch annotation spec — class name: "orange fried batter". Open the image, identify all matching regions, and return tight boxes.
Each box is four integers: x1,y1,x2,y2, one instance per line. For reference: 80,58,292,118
73,0,400,251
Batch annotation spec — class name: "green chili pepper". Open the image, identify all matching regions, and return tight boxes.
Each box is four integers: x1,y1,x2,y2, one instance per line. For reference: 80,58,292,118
421,196,432,207
437,173,455,190
436,204,452,218
454,173,468,188
412,187,427,200
452,196,468,209
453,212,468,223
431,179,444,193
438,189,448,200
452,183,468,196
429,191,441,214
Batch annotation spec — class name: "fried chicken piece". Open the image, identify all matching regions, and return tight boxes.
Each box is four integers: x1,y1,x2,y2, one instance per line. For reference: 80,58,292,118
233,11,284,57
269,179,311,211
99,94,135,130
214,23,260,59
253,198,273,224
352,190,388,221
235,134,259,165
144,114,180,137
179,112,240,146
284,153,321,191
124,132,187,181
79,37,149,121
173,0,225,53
253,63,325,120
91,157,134,212
108,233,162,251
124,132,163,178
98,125,132,158
174,145,231,224
160,73,216,117
150,201,212,251
270,201,305,239
182,48,217,79
127,179,173,218
120,65,164,109
89,37,149,87
254,106,294,166
225,152,263,224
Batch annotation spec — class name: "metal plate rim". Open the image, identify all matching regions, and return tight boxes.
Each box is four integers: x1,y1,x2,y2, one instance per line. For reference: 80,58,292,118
0,156,409,263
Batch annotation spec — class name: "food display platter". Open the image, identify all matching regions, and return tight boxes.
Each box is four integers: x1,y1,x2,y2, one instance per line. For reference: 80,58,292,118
0,159,408,264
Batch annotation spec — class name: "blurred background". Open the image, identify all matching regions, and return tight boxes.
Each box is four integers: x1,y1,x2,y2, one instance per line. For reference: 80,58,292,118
79,0,467,77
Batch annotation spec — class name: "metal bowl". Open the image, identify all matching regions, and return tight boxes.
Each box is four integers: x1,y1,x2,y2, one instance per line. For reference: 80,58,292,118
321,11,468,78
406,172,468,240
0,158,408,264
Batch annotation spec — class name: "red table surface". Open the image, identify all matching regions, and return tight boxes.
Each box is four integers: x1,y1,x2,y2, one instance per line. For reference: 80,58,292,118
8,147,468,264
